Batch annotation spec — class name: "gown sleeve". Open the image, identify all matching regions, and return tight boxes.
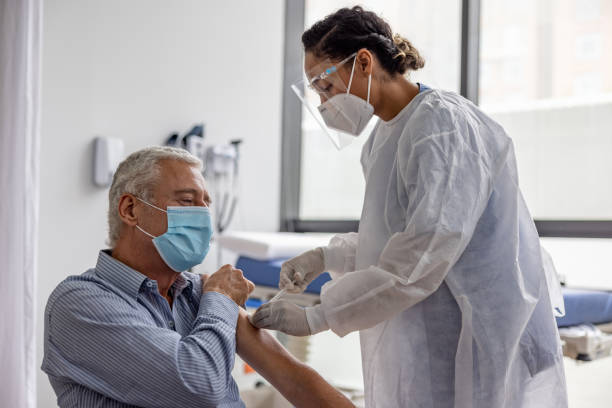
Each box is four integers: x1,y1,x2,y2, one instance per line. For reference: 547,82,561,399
322,232,359,279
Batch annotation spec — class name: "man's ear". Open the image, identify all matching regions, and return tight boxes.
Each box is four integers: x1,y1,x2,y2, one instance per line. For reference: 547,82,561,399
117,194,139,227
356,48,373,76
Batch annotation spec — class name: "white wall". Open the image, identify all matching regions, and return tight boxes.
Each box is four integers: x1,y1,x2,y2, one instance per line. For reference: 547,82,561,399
37,1,284,406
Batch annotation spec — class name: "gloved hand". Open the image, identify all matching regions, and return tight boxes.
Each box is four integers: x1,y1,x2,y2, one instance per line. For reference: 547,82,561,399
249,300,312,336
278,247,325,293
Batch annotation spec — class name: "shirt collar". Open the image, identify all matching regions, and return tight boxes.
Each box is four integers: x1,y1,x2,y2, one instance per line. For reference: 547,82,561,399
171,272,196,299
95,250,197,300
95,250,149,299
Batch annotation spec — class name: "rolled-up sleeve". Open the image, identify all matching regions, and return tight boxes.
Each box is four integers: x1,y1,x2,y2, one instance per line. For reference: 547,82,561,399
45,288,239,408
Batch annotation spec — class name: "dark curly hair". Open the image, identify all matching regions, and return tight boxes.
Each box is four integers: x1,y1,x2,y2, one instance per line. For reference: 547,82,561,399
302,6,425,76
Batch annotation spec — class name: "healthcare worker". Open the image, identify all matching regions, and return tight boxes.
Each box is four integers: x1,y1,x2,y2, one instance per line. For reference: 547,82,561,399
252,6,567,408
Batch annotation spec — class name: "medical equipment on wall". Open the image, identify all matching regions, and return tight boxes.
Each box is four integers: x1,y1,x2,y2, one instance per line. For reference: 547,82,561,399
164,124,205,154
204,139,242,235
164,124,243,266
93,136,124,187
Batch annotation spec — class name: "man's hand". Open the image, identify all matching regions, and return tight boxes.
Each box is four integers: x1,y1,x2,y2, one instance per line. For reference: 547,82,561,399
278,248,326,293
250,300,311,336
203,264,255,306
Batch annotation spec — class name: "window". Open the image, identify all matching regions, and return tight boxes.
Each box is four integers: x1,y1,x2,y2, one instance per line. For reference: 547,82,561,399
479,0,612,221
282,0,612,236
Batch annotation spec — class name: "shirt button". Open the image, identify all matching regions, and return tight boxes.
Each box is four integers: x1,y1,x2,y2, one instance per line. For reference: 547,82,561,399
146,281,153,288
168,321,175,328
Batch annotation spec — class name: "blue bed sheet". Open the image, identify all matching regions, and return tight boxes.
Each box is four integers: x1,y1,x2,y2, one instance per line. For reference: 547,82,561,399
556,288,612,327
236,256,331,295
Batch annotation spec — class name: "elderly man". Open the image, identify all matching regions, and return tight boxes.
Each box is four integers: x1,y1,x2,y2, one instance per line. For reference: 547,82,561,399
42,146,352,408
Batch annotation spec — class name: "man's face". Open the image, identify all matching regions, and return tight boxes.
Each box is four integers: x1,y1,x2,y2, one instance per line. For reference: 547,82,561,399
137,159,210,239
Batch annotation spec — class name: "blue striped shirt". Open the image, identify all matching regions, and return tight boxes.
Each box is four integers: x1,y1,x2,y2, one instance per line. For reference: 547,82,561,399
42,250,245,407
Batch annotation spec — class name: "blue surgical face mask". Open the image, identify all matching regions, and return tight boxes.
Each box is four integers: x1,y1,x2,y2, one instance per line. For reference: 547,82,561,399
135,197,213,272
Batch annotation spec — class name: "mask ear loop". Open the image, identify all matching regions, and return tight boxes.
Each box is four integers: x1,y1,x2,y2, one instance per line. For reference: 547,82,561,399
346,54,372,105
136,225,156,239
366,71,372,104
346,55,357,94
135,196,167,213
134,196,166,239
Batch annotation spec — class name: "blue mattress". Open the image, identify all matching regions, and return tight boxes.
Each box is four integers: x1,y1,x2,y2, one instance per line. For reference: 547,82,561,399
556,288,612,327
236,256,331,294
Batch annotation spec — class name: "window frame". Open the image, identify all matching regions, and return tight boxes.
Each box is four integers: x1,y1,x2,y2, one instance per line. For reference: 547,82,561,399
279,0,612,238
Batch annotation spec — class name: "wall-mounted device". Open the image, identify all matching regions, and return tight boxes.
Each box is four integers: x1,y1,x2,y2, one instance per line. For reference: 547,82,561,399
204,139,242,235
93,136,124,187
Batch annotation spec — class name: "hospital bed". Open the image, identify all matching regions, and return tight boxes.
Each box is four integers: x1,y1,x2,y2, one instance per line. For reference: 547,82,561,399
556,289,612,361
219,232,612,366
218,232,334,310
219,232,334,364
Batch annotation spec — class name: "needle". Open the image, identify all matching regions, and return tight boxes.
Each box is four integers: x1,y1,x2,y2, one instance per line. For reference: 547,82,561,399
269,288,287,303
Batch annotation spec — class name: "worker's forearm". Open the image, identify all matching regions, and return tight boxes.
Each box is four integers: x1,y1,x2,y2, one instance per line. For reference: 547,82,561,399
236,311,353,408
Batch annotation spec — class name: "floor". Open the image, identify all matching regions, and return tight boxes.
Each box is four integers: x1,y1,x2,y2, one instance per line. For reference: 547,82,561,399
564,356,612,407
237,321,612,407
239,356,612,407
308,334,612,407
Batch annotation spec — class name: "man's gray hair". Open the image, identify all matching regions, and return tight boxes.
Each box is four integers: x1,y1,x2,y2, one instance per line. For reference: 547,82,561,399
107,146,202,247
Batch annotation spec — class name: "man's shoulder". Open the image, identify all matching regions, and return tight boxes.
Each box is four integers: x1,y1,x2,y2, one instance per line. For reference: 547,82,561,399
45,268,128,318
48,268,101,297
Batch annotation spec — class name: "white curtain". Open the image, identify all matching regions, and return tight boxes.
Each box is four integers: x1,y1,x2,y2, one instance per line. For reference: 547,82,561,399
0,0,42,406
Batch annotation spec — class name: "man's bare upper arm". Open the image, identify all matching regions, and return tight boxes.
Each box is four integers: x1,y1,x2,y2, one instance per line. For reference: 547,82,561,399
235,310,354,408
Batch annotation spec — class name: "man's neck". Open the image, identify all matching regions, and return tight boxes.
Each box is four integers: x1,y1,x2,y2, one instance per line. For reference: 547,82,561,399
111,236,179,302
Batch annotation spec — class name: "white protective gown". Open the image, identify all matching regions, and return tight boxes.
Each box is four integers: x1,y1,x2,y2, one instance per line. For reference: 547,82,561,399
319,89,568,408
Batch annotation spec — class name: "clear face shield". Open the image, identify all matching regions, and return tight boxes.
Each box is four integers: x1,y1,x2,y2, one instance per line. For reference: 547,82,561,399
291,53,374,150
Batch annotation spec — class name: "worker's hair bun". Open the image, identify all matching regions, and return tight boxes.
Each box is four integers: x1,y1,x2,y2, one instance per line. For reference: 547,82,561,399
392,34,425,73
302,6,425,76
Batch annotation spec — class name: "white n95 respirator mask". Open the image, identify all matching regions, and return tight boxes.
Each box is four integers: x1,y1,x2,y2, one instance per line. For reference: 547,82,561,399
317,58,374,136
291,52,375,150
318,92,374,136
